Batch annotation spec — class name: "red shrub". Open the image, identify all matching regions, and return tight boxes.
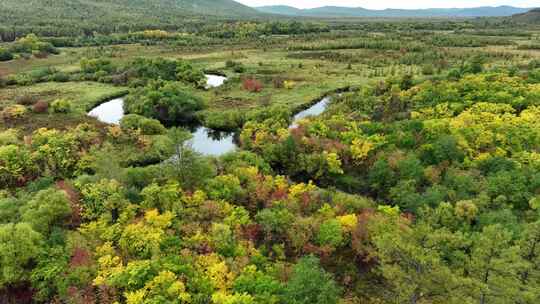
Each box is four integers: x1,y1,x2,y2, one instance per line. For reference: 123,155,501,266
242,77,263,93
32,100,49,113
70,247,91,268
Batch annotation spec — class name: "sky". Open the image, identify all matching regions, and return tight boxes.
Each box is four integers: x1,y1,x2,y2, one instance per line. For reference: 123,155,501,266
235,0,538,10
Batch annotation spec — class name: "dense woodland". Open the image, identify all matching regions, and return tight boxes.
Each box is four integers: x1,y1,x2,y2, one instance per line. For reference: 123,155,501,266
1,2,540,304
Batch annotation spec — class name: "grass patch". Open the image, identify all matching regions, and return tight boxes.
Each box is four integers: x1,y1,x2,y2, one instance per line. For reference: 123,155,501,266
0,81,128,112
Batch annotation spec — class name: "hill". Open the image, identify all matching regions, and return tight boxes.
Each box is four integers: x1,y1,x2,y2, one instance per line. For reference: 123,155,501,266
256,5,531,18
512,8,540,23
0,0,259,39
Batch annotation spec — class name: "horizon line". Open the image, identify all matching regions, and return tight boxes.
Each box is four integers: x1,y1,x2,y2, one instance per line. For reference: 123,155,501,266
252,4,537,10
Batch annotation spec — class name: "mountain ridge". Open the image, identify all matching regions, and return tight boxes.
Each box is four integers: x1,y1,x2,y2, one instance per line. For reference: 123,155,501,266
512,8,540,23
255,5,532,18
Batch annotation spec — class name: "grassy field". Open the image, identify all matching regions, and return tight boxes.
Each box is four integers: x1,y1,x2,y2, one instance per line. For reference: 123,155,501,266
0,81,128,112
2,32,539,131
0,81,127,133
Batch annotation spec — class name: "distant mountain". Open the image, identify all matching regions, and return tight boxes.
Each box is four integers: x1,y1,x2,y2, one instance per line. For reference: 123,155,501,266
256,5,532,18
0,0,261,38
0,0,259,24
512,8,540,23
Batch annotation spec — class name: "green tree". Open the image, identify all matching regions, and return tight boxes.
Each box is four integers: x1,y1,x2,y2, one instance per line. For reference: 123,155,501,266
0,223,44,287
284,255,341,304
124,81,205,123
467,225,524,304
164,127,214,189
316,219,344,248
516,220,540,304
21,188,72,234
373,222,466,304
0,144,36,188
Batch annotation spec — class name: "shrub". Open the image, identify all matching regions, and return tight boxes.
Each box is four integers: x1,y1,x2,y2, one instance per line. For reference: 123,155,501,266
33,101,49,113
80,57,114,74
272,76,284,88
422,64,435,75
0,48,13,62
316,219,344,248
0,129,20,145
284,80,296,89
1,105,28,120
120,114,167,135
124,80,205,123
50,99,72,113
284,256,341,304
51,72,70,82
16,95,37,106
242,78,263,93
234,64,246,73
226,60,245,73
33,51,48,59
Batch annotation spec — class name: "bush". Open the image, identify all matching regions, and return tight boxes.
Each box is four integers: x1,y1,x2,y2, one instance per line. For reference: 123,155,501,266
0,129,20,145
16,95,37,106
284,256,341,304
80,57,114,74
242,78,263,93
422,64,435,75
0,48,13,61
33,101,49,113
226,60,246,73
284,80,296,89
1,105,28,120
272,76,284,88
124,80,205,123
50,99,72,113
120,114,167,135
234,64,246,73
51,72,70,82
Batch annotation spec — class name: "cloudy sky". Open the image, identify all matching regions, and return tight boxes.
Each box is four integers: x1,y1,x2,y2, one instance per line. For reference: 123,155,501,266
235,0,538,9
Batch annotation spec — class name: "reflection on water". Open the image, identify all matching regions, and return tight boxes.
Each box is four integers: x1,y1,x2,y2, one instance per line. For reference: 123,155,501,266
205,74,227,88
290,96,331,129
190,127,236,156
88,98,124,125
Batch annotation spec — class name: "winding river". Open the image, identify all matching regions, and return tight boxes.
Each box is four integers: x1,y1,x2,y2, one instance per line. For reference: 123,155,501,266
88,75,331,156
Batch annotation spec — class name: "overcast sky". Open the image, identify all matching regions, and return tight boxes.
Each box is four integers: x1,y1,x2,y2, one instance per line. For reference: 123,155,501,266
235,0,538,9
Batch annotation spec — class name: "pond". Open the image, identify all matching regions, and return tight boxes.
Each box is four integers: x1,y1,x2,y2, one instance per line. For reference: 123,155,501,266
88,75,332,156
205,74,227,88
87,97,124,125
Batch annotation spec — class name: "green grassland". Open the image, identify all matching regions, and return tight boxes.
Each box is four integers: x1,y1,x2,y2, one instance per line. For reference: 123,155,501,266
2,29,540,132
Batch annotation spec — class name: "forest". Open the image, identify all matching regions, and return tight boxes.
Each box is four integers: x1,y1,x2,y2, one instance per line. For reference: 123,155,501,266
1,2,540,304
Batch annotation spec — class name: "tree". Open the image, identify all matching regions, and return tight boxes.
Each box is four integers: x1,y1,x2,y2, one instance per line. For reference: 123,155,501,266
124,270,191,304
124,80,205,124
316,219,344,249
0,223,44,287
21,188,72,234
233,265,284,304
119,209,173,259
372,221,466,304
515,219,540,303
284,255,340,304
163,127,214,189
0,144,36,188
467,225,524,304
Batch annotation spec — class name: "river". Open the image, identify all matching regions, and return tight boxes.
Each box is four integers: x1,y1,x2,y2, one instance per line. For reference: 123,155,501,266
88,75,331,156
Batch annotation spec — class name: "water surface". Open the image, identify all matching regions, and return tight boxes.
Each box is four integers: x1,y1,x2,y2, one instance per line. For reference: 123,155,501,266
87,98,124,125
205,74,227,88
290,96,331,129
